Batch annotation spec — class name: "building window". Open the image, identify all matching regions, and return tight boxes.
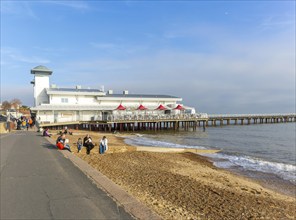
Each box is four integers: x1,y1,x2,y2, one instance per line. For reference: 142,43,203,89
61,98,68,103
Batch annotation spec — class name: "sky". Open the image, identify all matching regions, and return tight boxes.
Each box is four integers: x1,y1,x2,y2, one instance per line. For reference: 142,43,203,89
1,0,295,114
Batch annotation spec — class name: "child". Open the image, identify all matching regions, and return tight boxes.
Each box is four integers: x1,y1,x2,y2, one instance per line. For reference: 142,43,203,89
77,138,82,153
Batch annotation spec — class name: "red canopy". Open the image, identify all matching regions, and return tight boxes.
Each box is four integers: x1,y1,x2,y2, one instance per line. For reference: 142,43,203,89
174,104,186,110
155,104,167,110
115,104,126,110
137,104,147,110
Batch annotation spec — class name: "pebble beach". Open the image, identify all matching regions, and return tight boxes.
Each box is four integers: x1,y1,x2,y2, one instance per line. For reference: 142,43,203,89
52,131,296,219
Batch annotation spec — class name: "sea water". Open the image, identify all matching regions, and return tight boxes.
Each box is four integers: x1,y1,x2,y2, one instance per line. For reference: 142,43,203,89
125,123,296,195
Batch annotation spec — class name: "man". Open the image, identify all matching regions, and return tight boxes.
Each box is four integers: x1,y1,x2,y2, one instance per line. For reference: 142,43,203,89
83,134,94,155
56,134,72,152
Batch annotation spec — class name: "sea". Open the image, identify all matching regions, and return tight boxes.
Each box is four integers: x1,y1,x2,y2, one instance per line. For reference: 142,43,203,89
124,123,296,196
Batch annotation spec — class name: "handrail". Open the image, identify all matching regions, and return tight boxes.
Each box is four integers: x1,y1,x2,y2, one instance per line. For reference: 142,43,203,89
208,113,296,118
106,113,209,122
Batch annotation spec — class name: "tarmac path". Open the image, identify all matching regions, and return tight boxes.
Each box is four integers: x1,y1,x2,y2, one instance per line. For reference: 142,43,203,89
0,130,133,220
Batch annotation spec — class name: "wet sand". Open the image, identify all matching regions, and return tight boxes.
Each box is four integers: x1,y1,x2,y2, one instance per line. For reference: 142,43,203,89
51,130,295,219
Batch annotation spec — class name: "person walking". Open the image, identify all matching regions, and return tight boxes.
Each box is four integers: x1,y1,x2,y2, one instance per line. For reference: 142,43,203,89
28,118,33,128
83,134,94,155
56,134,72,152
26,119,29,131
99,136,108,154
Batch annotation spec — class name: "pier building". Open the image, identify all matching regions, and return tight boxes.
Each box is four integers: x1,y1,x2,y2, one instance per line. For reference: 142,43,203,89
30,65,202,126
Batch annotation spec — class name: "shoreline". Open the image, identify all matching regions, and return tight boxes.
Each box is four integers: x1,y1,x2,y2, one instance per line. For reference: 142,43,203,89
51,130,295,219
123,131,296,197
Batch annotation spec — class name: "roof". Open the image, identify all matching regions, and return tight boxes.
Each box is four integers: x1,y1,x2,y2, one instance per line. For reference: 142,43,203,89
31,105,118,111
30,104,172,111
46,88,181,99
48,88,103,93
31,65,52,75
106,94,179,99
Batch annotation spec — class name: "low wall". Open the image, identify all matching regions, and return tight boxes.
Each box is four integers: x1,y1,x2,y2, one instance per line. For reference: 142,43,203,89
0,121,16,133
0,122,8,134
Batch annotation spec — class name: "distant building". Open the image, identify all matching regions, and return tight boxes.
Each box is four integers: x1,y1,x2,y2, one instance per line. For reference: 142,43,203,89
30,65,196,124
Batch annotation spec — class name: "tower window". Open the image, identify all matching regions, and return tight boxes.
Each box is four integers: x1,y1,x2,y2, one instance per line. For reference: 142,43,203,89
61,98,68,103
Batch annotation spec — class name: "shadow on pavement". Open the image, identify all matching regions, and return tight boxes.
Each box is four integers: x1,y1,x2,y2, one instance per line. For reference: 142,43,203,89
42,143,57,150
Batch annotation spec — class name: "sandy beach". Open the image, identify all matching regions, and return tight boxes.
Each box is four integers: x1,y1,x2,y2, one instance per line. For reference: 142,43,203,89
52,130,295,219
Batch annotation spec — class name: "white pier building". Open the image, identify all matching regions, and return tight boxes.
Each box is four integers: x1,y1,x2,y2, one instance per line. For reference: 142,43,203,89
30,66,198,124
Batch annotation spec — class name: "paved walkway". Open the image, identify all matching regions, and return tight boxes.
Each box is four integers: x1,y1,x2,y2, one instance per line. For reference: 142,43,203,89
0,131,133,220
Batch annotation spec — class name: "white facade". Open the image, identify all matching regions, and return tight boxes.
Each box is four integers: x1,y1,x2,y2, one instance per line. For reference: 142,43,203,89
31,66,52,106
30,66,195,124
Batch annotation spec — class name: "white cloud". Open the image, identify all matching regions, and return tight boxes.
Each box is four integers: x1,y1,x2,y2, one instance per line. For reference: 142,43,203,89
259,14,295,31
44,1,90,11
0,1,38,19
89,42,149,56
1,47,50,65
48,40,295,113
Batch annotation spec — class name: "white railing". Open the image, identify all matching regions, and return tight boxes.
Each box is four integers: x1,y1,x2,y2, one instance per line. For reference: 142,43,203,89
106,113,208,122
209,113,296,119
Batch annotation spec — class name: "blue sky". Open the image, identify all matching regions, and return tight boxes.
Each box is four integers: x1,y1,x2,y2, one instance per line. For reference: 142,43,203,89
1,1,295,114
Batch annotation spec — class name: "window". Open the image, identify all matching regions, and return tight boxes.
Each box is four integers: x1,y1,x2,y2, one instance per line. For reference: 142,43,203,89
61,98,68,103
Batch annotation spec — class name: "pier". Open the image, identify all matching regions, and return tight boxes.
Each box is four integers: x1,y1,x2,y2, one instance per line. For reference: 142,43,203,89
207,113,296,126
38,113,208,132
38,113,296,132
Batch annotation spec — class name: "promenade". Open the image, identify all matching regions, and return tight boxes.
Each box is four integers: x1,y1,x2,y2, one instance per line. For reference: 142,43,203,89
0,131,133,220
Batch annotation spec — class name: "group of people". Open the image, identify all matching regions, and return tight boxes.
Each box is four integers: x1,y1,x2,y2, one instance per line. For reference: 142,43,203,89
16,116,34,130
55,133,108,155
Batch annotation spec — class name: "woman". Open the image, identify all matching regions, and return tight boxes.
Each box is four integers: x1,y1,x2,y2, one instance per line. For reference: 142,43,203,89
56,134,71,152
99,136,108,154
43,128,52,137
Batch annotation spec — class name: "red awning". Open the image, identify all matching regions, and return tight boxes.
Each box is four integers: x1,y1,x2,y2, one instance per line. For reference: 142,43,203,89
137,104,147,110
115,104,126,110
155,104,167,110
174,104,186,110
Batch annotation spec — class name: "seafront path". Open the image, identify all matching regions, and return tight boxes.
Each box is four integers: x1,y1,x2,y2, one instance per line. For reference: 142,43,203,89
0,131,134,220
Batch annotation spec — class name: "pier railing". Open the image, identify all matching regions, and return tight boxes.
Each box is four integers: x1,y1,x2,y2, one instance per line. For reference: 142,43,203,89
209,113,296,119
37,112,296,132
206,113,296,126
106,113,209,122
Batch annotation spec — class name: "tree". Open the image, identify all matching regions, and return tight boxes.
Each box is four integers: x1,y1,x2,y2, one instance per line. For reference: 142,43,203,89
1,101,11,111
20,105,29,109
10,98,22,109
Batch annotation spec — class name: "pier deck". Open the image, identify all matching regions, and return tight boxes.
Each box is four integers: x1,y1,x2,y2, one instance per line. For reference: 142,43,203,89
207,113,296,126
38,113,296,132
